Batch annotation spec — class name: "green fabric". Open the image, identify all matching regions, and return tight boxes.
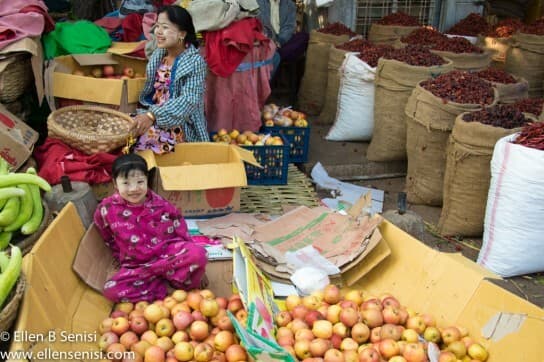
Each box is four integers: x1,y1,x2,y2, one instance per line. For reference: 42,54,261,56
43,21,112,59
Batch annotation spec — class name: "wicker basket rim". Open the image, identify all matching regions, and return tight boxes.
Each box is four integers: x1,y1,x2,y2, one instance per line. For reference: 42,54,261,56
0,273,26,332
47,105,136,139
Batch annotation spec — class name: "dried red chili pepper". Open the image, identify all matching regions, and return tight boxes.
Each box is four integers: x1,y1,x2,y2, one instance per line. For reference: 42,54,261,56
446,13,491,36
462,104,531,128
318,22,358,37
476,68,517,84
512,98,544,116
375,11,421,26
431,36,483,54
382,45,447,66
421,70,495,105
357,44,393,67
336,39,373,52
401,27,447,47
487,18,523,38
513,122,544,150
520,17,544,36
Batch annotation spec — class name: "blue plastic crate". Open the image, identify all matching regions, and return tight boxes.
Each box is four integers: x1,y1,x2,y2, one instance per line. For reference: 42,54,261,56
262,124,310,163
210,132,290,185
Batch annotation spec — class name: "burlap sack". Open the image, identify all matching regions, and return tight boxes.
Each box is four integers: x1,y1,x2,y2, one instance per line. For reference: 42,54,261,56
437,113,534,236
317,47,350,125
430,49,492,71
298,31,349,116
405,84,499,205
368,24,419,46
505,32,544,97
480,36,511,63
492,76,529,104
366,57,454,161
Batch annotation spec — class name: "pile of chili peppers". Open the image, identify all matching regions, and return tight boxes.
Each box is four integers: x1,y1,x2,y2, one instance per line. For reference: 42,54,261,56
514,122,544,150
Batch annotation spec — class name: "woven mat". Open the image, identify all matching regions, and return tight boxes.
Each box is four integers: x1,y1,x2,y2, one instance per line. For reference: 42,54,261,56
240,165,319,214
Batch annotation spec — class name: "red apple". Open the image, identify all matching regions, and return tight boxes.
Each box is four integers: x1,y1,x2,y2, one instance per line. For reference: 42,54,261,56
129,316,148,335
123,66,135,78
309,338,330,357
405,316,426,335
403,342,426,362
225,344,247,362
155,318,175,337
285,295,302,311
107,342,127,362
340,337,358,351
144,304,164,324
99,317,114,334
194,342,214,362
173,311,194,330
350,322,370,344
343,289,364,306
378,338,400,359
295,328,315,341
380,323,402,341
294,339,312,360
119,331,139,349
339,307,359,327
214,330,235,352
144,345,165,362
441,326,461,345
323,348,343,362
382,306,402,325
305,310,325,327
326,305,342,324
103,65,115,77
312,320,333,339
200,298,220,317
275,311,293,327
99,331,119,352
358,346,380,362
190,320,210,341
381,296,400,309
111,317,130,336
174,341,194,361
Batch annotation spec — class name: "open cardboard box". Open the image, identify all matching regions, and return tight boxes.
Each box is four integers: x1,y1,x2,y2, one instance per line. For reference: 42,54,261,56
9,203,544,361
138,143,260,219
0,104,39,170
46,53,147,113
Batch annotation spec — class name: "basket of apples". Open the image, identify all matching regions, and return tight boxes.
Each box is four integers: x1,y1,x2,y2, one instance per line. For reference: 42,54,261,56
261,105,310,164
212,129,290,185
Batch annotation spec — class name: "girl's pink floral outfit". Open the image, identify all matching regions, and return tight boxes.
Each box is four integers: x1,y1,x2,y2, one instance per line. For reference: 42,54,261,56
94,190,207,302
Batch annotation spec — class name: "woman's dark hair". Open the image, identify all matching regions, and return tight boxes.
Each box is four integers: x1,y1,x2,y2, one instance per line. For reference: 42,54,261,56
112,153,149,179
158,5,199,48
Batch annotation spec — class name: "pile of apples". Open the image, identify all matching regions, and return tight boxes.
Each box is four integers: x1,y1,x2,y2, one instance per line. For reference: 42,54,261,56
97,289,249,362
212,129,284,146
72,65,143,79
274,285,489,362
262,104,309,128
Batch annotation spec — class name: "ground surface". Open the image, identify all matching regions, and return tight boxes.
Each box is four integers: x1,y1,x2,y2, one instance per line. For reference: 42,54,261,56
298,122,544,308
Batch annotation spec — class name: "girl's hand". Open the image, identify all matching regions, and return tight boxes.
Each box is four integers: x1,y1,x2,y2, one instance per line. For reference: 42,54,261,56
134,113,154,135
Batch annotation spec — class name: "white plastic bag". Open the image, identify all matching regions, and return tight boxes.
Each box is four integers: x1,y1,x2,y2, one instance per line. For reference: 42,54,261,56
477,134,544,277
290,267,330,296
326,53,376,141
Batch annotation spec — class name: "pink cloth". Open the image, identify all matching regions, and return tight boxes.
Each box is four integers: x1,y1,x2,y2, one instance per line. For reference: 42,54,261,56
205,41,275,132
0,0,52,49
94,191,207,302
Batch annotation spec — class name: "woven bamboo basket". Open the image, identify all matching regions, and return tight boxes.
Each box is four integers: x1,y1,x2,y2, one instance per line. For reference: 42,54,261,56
47,105,136,154
0,273,26,332
0,53,33,103
13,200,51,256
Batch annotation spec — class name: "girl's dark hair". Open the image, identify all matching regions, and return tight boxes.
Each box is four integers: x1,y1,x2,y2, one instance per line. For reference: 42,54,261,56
158,5,199,48
112,153,149,179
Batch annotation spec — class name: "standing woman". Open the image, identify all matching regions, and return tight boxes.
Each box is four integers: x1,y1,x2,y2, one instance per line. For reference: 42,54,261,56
133,5,209,154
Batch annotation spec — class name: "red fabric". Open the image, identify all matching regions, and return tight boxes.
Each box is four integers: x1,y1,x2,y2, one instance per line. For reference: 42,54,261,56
122,13,144,42
94,17,123,34
19,5,55,33
33,138,119,185
205,41,275,132
204,18,268,78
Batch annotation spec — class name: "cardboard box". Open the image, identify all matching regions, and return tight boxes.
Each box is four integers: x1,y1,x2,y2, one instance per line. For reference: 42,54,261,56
138,143,260,218
0,104,39,170
46,53,147,113
9,203,544,361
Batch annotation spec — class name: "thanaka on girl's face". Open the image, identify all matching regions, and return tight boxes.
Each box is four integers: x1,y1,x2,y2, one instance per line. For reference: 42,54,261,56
114,169,148,205
154,12,184,49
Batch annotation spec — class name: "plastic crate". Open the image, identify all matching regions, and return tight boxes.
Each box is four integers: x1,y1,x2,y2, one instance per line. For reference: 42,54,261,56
210,133,290,185
262,125,310,163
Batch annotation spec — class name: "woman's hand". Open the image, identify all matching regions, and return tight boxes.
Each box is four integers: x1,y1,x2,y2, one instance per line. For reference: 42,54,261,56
134,113,154,135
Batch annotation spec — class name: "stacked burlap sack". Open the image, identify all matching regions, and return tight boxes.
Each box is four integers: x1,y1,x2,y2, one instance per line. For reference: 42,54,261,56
366,46,453,161
405,71,498,206
298,23,354,116
438,106,537,236
505,19,544,97
367,11,420,46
